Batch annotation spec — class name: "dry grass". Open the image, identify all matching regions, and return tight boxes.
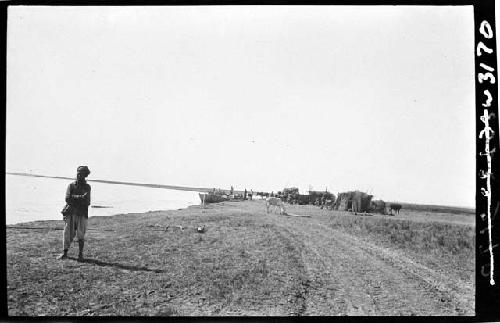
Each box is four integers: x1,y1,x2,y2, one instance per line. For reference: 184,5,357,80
278,201,474,283
394,203,474,215
7,207,309,316
7,201,475,316
323,214,475,283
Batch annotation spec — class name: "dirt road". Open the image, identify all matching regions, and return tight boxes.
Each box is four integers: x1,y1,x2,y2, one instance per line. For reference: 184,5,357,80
256,207,474,316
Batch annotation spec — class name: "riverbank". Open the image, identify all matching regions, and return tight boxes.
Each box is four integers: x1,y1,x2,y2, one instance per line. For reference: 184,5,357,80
7,200,475,316
6,174,200,225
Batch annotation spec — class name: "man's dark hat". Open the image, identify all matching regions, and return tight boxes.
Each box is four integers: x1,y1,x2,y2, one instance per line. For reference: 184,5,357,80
77,166,91,176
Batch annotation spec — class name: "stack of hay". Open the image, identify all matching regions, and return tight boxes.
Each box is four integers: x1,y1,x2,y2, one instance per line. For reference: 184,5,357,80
370,200,386,214
334,190,373,213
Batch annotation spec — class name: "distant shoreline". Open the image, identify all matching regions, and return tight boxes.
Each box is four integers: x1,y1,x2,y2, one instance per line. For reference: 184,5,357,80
6,172,475,213
6,172,216,194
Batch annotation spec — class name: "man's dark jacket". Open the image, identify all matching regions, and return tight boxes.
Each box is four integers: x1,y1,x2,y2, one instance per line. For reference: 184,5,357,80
65,180,91,218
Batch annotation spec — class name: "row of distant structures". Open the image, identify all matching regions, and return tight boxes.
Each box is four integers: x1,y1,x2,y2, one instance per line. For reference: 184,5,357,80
201,187,401,215
259,188,397,215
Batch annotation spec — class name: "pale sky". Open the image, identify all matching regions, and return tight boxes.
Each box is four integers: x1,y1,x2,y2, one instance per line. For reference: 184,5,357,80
6,6,475,207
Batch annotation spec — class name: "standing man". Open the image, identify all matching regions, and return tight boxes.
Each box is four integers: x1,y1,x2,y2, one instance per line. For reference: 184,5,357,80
58,166,91,261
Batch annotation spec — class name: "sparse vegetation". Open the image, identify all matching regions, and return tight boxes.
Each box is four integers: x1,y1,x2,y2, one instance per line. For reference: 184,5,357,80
324,215,475,282
7,201,475,316
7,209,308,316
393,203,474,215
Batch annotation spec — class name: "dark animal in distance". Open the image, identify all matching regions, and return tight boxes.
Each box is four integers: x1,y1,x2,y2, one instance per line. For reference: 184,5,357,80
390,203,402,215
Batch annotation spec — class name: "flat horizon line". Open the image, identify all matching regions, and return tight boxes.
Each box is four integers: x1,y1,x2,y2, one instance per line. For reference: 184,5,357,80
6,172,475,210
6,172,215,193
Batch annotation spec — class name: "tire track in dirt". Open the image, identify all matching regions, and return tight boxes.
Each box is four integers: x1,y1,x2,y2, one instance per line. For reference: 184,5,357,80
262,215,374,315
330,228,474,315
261,213,474,316
278,218,419,315
269,224,363,315
273,229,311,316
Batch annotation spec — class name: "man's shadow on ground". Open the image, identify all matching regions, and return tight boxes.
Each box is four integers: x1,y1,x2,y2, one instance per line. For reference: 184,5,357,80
67,256,164,273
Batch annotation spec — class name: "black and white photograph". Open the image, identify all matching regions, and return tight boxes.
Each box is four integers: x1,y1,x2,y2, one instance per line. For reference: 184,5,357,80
4,3,488,316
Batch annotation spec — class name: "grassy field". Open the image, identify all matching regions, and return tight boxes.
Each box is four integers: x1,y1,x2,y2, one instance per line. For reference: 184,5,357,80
282,203,475,283
7,201,475,316
392,202,474,215
323,212,474,283
7,206,308,315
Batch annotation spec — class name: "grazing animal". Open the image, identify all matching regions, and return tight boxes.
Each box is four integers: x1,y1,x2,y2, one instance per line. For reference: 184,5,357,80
266,197,287,215
390,203,402,215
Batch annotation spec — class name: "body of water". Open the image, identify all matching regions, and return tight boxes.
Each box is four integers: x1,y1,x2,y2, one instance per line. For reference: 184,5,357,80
6,174,201,225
